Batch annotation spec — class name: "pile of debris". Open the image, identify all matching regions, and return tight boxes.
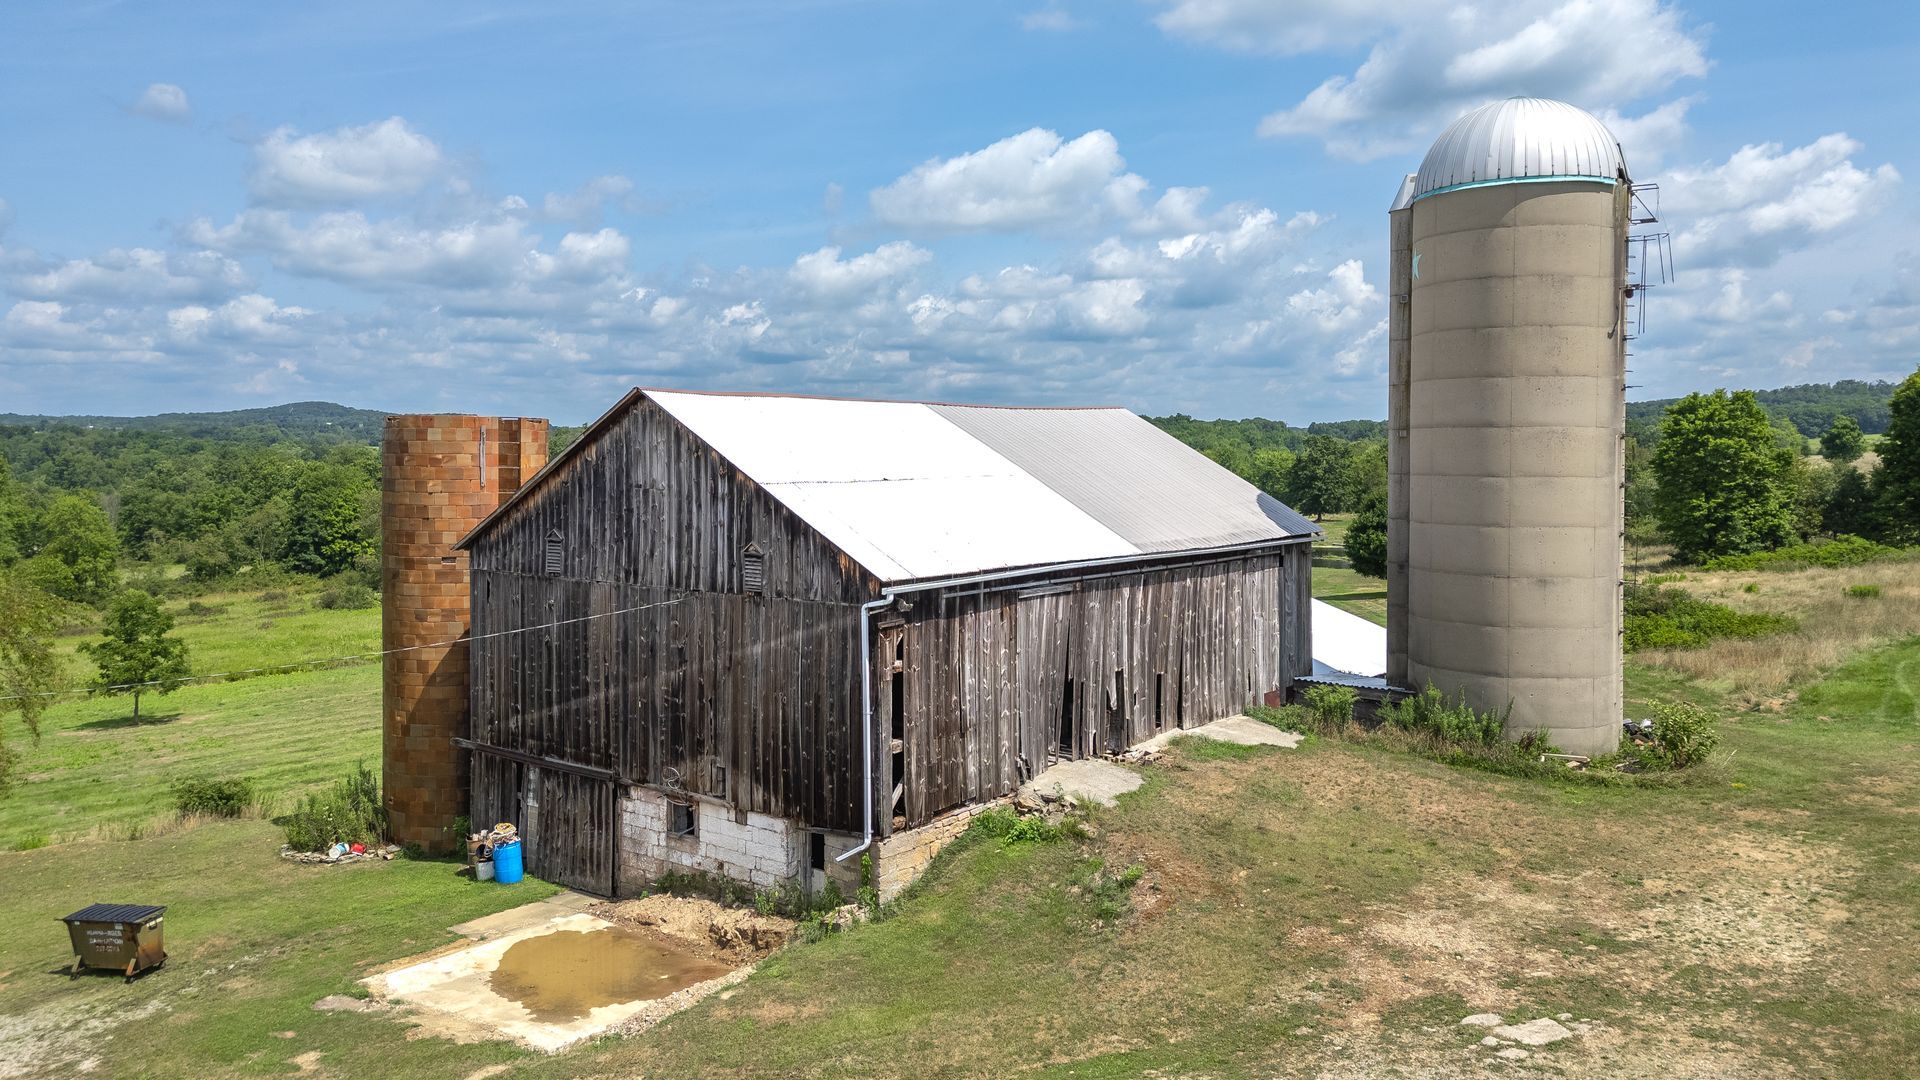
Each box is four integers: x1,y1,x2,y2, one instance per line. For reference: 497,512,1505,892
592,893,795,962
281,842,399,865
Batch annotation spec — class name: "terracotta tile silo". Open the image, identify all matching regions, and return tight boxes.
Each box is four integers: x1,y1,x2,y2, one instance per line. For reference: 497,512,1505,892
382,414,548,850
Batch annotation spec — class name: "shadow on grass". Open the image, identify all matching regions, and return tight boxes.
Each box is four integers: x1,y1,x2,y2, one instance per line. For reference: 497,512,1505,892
1320,588,1386,602
74,710,185,731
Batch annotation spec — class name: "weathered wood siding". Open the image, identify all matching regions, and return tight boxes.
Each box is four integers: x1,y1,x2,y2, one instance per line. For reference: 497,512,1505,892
880,547,1312,829
465,391,1315,864
467,398,873,838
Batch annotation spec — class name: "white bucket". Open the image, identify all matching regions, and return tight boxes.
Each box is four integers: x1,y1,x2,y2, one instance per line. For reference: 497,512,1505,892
476,860,496,881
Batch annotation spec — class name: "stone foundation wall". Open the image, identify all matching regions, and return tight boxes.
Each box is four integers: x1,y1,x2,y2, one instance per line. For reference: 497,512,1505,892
872,800,1006,901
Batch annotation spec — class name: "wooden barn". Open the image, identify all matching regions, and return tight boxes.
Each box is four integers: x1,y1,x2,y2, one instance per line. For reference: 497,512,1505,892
454,388,1318,897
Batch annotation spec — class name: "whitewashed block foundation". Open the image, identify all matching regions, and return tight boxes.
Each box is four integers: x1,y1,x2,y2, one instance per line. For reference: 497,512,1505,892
618,789,1007,902
619,790,803,894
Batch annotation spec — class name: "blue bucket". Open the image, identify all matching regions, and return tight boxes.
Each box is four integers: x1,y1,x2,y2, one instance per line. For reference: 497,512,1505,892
493,839,524,884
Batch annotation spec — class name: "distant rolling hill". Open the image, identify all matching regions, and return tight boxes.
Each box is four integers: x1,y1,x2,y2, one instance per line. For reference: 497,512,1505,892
0,401,389,443
1627,379,1898,438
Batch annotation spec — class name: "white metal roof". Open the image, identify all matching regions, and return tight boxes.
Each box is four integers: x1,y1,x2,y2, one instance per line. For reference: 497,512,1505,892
644,389,1316,584
1309,599,1386,678
1412,97,1626,203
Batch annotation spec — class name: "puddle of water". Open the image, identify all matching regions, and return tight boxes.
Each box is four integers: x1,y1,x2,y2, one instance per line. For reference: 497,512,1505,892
488,926,733,1023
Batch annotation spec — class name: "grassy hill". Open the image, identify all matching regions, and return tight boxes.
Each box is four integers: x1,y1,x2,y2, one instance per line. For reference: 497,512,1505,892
0,401,390,443
1628,379,1898,439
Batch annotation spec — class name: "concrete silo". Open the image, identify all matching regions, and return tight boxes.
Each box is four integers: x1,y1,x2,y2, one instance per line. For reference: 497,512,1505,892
1386,98,1628,757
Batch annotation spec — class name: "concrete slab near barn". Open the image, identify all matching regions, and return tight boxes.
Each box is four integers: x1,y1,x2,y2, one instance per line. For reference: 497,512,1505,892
1018,715,1301,808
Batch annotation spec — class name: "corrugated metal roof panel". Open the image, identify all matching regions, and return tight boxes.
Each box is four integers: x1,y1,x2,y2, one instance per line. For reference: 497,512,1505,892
646,391,1137,582
1413,97,1625,202
930,404,1316,552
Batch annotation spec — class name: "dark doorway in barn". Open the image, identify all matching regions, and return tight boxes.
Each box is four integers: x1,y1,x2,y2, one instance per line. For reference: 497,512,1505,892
1057,656,1075,757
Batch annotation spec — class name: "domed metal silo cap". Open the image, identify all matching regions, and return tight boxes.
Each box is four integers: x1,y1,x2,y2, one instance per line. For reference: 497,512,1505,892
1411,97,1627,203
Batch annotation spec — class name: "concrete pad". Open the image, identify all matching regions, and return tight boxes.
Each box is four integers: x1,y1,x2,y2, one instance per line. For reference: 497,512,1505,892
1018,759,1143,808
365,910,739,1054
449,890,599,940
1135,715,1304,753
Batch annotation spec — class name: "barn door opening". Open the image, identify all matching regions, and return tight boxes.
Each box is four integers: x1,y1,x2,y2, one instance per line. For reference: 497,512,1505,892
880,625,906,830
469,749,616,897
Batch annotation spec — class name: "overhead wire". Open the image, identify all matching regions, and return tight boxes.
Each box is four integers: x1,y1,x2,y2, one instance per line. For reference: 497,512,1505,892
0,594,685,704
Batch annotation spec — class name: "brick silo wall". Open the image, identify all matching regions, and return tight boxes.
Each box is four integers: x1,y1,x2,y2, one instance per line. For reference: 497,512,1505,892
382,414,549,850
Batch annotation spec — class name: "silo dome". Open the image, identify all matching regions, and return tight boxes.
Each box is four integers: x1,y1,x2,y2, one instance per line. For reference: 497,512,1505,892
1411,97,1626,202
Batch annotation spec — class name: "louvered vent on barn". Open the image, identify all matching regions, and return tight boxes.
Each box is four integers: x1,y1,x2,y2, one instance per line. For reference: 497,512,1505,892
742,542,765,595
544,530,564,575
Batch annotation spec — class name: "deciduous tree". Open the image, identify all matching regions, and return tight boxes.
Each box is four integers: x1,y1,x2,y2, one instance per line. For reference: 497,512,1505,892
1875,367,1920,543
81,589,191,721
1651,390,1797,561
1285,436,1355,520
1819,415,1866,463
0,573,70,795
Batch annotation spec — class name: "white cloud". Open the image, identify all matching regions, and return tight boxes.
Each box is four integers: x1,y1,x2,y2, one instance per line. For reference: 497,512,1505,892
186,209,632,289
12,247,248,302
1193,0,1709,161
167,294,311,343
870,128,1149,232
133,83,191,123
539,175,638,222
1154,0,1399,54
249,117,446,206
1595,97,1696,171
1020,7,1081,32
1664,134,1901,268
789,242,930,302
235,359,307,396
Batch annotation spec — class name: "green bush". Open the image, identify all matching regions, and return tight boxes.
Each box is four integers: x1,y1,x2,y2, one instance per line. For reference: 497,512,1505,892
1302,684,1358,729
1622,583,1797,652
1846,584,1882,599
1642,701,1720,769
972,806,1073,844
282,762,386,852
1701,534,1911,572
171,775,256,817
1378,684,1508,747
316,583,378,610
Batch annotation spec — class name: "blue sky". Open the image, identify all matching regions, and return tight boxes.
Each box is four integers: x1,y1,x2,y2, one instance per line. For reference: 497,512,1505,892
1,1,1915,424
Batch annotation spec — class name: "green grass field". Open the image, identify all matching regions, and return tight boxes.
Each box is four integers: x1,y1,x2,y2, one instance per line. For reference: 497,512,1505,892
1310,512,1387,625
6,588,381,849
1,572,1914,1076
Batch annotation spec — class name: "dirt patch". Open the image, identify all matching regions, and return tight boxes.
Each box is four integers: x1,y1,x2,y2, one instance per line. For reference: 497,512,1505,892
591,894,795,963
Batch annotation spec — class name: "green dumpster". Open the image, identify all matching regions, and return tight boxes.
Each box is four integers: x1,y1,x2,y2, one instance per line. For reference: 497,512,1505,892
59,904,167,982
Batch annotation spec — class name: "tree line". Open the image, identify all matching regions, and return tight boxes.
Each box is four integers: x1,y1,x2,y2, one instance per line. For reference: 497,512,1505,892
1635,369,1920,562
1146,414,1389,575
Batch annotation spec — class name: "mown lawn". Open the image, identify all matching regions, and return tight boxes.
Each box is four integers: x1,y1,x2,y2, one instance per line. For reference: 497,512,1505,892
2,572,1913,1076
0,822,557,1079
5,588,381,849
50,583,382,679
1309,512,1387,625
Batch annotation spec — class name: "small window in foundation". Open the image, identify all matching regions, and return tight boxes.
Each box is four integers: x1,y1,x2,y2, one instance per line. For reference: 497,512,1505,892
810,832,826,872
670,802,696,838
